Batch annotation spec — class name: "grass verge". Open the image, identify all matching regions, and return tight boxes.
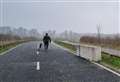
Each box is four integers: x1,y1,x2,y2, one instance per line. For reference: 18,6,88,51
54,41,76,52
0,41,27,55
100,52,120,72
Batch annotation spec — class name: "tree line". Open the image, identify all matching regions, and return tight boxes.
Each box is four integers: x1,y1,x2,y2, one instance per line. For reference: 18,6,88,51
80,34,120,49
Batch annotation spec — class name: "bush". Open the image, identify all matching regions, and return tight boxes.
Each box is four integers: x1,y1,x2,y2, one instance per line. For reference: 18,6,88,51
80,35,120,49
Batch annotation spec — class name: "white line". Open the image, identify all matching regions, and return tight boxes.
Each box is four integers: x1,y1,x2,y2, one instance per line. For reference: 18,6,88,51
36,61,40,70
36,43,40,55
36,51,39,55
93,62,120,77
52,42,77,55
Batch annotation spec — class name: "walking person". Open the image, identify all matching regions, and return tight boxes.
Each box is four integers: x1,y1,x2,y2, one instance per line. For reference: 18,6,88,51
43,33,51,50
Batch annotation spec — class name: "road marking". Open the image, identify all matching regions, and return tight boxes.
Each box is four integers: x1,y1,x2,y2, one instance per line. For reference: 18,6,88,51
93,62,120,77
36,51,39,55
36,61,40,70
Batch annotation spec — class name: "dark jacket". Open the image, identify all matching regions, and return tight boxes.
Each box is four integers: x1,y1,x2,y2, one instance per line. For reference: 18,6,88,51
43,35,51,44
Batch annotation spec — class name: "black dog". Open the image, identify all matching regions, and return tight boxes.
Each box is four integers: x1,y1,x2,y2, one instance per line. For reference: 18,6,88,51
39,43,42,49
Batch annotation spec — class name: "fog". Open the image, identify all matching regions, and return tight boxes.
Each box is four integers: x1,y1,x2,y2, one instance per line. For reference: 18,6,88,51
0,0,119,34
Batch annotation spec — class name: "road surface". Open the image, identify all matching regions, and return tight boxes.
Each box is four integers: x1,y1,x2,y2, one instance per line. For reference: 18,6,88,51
0,41,119,82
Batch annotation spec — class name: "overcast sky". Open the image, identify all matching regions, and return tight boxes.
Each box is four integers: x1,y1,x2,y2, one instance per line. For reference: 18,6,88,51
0,0,119,34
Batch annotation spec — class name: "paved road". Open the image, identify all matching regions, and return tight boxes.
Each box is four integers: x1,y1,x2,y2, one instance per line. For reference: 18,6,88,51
0,41,119,82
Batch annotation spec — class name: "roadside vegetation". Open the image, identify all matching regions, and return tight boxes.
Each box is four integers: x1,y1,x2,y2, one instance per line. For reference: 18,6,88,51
80,35,120,50
0,34,39,55
0,41,21,54
55,41,120,72
101,52,120,71
55,41,76,52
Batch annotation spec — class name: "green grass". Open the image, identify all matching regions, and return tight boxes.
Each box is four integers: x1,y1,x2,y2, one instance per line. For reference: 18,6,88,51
54,41,76,52
0,41,26,55
101,52,120,69
0,45,15,54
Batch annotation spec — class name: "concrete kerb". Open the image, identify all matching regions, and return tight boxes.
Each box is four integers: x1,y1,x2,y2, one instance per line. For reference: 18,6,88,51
52,42,77,55
53,42,120,77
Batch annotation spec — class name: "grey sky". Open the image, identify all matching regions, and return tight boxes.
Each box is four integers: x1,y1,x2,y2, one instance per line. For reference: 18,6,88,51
0,0,119,34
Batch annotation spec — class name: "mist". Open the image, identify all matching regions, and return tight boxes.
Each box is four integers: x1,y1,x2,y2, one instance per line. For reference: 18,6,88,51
0,0,119,34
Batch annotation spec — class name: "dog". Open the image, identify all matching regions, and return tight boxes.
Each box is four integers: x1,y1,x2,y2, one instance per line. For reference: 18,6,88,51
39,43,42,49
37,43,42,52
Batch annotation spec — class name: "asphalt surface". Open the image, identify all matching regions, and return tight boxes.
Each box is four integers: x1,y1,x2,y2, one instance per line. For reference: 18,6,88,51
0,41,119,82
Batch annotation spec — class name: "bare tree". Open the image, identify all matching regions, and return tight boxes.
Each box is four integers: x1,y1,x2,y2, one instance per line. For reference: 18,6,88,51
97,24,101,46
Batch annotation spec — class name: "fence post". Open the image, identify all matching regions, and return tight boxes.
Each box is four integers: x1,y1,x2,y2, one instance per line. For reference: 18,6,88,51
76,45,80,56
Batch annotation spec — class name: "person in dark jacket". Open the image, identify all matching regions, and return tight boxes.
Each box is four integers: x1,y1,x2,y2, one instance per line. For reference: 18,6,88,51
43,33,51,50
